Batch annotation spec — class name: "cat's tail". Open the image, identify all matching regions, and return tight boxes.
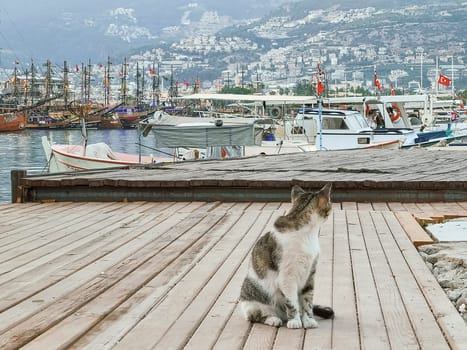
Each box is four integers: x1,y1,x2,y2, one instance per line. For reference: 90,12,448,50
313,305,335,319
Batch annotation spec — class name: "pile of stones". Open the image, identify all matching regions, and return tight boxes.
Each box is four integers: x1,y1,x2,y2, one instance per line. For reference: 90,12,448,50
418,242,467,324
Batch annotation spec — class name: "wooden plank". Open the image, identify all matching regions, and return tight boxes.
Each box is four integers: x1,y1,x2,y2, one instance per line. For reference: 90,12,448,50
149,210,274,350
109,208,276,349
0,202,165,285
212,304,251,350
21,205,239,350
0,206,206,347
358,210,419,349
373,211,451,350
0,202,100,246
345,210,390,349
394,211,433,247
0,202,182,309
386,202,405,212
242,323,277,350
382,212,467,350
356,202,373,211
329,210,360,349
341,202,357,210
183,259,250,350
303,210,334,349
371,202,390,211
272,328,304,350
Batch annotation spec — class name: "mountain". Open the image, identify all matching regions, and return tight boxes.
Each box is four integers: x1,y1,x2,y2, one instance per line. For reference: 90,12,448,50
0,0,287,65
1,0,466,90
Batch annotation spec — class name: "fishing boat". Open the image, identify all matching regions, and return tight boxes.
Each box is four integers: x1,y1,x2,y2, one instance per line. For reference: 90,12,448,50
0,111,26,132
327,95,467,147
142,105,403,160
42,136,172,172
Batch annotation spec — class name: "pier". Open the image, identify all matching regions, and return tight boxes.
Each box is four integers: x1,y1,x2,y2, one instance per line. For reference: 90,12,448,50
2,147,467,349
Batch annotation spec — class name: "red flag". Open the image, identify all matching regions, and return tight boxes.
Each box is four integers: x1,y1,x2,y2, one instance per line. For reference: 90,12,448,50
317,79,324,95
374,69,382,91
75,64,79,72
149,68,156,76
438,74,451,87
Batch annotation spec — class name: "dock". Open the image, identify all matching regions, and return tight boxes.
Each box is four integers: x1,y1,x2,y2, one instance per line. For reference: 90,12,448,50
15,147,467,203
2,147,467,349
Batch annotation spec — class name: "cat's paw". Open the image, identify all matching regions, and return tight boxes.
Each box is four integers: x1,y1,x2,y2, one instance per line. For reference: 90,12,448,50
264,316,282,327
302,315,318,329
287,318,302,329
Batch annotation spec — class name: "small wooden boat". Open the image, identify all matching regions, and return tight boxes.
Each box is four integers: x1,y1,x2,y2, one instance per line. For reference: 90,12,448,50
42,136,172,173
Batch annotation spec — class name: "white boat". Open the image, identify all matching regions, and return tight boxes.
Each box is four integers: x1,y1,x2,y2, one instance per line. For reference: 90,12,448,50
42,136,172,173
327,95,467,147
142,106,403,160
291,107,406,150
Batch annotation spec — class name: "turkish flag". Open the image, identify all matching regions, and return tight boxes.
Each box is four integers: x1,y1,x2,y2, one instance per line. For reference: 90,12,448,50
438,74,451,86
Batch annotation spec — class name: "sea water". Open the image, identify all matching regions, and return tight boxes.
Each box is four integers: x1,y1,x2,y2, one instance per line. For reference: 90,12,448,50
0,128,167,202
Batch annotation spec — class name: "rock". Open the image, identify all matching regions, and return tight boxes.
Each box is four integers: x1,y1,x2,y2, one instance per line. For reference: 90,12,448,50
418,242,467,325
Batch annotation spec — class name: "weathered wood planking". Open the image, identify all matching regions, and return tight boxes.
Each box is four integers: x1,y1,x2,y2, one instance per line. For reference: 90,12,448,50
0,201,466,349
17,148,467,202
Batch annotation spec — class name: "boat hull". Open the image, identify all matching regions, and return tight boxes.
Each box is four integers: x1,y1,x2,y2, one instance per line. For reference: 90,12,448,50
42,137,172,173
0,112,26,132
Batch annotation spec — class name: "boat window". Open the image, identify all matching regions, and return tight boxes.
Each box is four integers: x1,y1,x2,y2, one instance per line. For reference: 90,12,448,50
322,117,348,130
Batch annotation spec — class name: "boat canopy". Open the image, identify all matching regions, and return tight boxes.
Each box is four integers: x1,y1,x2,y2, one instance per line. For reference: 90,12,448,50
152,123,263,148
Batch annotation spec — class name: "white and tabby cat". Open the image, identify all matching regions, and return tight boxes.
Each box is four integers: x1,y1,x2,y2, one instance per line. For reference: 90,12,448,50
240,183,334,329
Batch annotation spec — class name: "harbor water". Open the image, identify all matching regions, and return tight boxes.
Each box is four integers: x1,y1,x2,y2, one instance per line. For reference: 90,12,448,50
0,128,167,203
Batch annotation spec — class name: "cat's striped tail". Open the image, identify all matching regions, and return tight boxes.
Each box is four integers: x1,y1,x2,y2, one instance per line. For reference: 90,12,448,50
313,305,335,319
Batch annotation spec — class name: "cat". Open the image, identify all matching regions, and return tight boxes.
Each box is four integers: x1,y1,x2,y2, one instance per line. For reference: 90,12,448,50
239,183,334,329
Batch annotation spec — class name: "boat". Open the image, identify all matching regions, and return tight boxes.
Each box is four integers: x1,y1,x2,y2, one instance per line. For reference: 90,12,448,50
42,136,172,173
0,110,26,132
141,105,404,160
325,95,467,147
291,107,406,151
25,113,72,129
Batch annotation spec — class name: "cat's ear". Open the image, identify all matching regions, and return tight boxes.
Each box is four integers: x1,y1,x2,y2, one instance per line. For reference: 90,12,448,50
291,185,305,204
319,183,332,199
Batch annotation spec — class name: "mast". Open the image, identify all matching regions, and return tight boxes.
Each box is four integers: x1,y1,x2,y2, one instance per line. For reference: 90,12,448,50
63,60,69,106
104,56,111,105
156,62,160,105
13,64,19,101
136,61,141,107
80,63,85,103
30,61,36,104
23,69,29,105
86,59,92,103
45,59,52,98
120,57,128,105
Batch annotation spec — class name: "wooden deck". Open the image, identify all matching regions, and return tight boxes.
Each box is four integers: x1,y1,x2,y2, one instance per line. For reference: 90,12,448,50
17,148,467,203
1,200,466,350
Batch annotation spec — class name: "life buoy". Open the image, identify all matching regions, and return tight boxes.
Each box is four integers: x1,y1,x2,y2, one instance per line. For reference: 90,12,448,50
270,106,282,118
391,104,401,123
